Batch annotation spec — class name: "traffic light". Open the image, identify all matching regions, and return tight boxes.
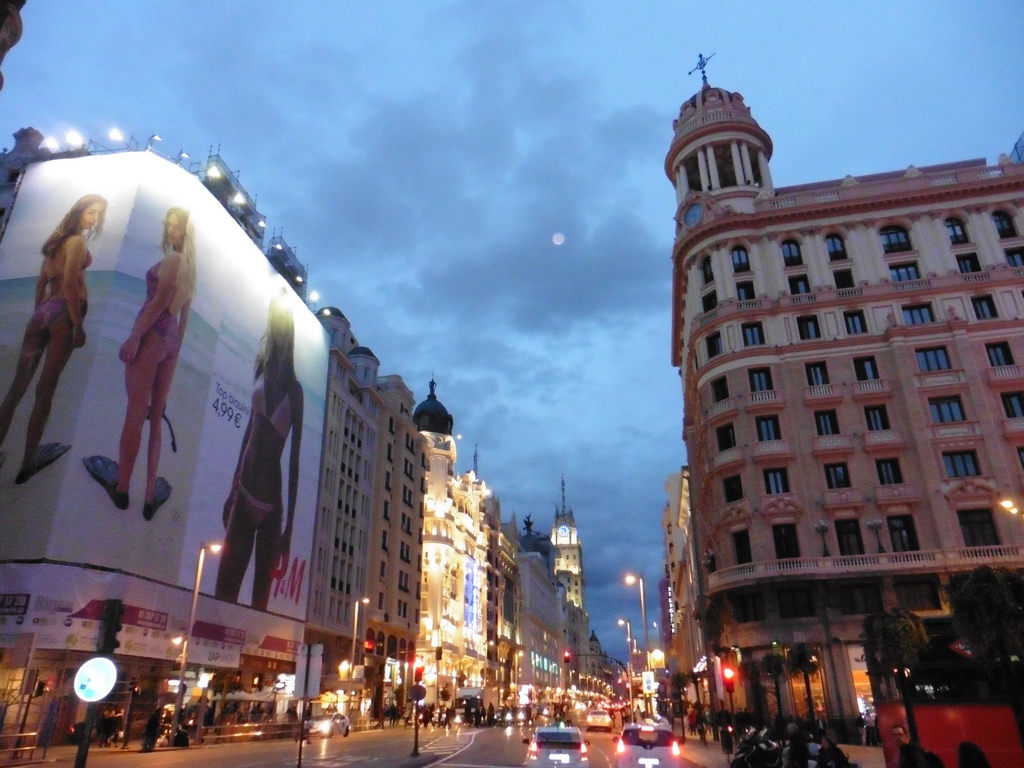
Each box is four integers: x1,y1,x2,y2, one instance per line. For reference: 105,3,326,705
563,650,571,664
97,599,124,655
722,666,735,694
413,656,425,683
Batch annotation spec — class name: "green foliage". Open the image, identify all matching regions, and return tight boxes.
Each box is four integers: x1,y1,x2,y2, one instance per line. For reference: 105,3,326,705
739,658,762,683
760,653,786,681
948,566,1024,662
786,643,819,677
862,608,929,670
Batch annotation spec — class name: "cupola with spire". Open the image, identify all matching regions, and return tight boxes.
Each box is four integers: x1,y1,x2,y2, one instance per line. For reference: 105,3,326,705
413,378,454,435
665,60,775,222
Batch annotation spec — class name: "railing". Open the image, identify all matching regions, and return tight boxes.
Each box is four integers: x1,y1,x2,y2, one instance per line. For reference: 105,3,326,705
0,731,41,764
707,544,1024,591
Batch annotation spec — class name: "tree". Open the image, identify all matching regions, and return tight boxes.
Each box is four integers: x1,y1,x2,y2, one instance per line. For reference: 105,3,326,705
688,670,704,707
786,643,819,722
862,608,928,740
670,671,688,709
739,658,766,722
760,653,786,718
948,566,1024,749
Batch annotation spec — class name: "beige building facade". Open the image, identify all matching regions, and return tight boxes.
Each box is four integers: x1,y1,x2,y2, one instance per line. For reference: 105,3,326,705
667,80,1024,732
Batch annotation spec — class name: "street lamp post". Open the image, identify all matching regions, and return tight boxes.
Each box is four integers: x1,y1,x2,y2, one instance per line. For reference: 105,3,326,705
170,542,221,745
617,619,635,721
624,574,650,665
349,597,369,719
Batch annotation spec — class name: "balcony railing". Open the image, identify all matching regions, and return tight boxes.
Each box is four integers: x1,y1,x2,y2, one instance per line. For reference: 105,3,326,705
707,545,1023,591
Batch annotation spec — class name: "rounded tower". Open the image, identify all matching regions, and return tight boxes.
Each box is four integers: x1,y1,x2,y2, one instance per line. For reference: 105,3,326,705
665,82,775,226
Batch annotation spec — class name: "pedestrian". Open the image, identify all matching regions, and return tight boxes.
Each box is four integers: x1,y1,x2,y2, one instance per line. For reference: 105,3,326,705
142,709,160,753
865,711,879,746
891,724,931,768
957,742,990,768
854,712,865,745
687,706,697,735
817,733,851,768
784,722,810,768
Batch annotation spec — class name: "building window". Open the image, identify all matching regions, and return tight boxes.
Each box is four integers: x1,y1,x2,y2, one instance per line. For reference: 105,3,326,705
789,274,811,294
702,290,718,313
732,246,750,273
749,367,773,392
772,524,800,559
1007,247,1024,267
993,210,1018,239
902,303,934,324
839,584,882,615
825,463,851,489
701,256,714,285
778,588,815,618
895,580,941,610
916,346,951,372
946,217,969,244
805,361,829,386
756,415,781,442
742,322,765,346
782,239,803,267
844,311,867,334
854,356,879,381
972,295,998,319
987,342,1014,367
733,530,752,565
706,332,722,359
815,410,840,436
711,376,730,402
1002,392,1024,418
876,458,903,485
889,262,920,282
797,315,821,340
958,508,999,547
723,475,744,502
880,225,912,253
716,423,737,451
825,233,847,261
731,592,765,623
764,468,790,495
865,405,890,431
888,515,919,552
956,252,981,273
943,451,980,478
736,280,755,300
835,520,864,556
929,396,965,423
834,269,855,289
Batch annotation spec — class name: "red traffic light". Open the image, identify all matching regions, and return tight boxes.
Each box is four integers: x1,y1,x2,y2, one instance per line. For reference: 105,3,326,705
722,667,735,693
563,650,571,663
413,655,425,683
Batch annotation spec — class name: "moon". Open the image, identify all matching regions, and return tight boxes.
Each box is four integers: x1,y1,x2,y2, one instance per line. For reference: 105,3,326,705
552,233,565,245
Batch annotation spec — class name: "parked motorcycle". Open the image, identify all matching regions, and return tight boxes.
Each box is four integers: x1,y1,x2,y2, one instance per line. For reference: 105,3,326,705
730,727,783,768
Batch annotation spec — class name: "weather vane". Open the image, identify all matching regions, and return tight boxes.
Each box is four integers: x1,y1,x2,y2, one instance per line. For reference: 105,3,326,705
688,52,715,86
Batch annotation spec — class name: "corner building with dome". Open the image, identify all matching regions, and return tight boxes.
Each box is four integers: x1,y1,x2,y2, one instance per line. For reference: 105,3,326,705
667,80,1024,734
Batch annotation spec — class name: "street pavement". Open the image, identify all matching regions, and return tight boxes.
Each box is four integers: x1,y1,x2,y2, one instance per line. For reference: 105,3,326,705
676,732,886,768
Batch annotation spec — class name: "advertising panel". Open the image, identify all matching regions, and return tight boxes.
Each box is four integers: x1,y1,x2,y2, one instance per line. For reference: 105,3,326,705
0,152,326,622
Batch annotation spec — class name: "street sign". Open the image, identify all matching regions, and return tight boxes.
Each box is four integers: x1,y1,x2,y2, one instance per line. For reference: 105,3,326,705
411,684,427,701
74,657,117,702
641,671,657,694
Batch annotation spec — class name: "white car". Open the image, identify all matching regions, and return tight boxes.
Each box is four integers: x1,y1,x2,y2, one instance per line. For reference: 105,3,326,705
307,712,350,738
524,725,589,764
613,723,683,768
585,709,613,732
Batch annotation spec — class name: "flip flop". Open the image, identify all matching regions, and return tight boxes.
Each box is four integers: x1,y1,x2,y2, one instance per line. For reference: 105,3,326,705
82,455,129,509
14,443,70,484
142,477,172,521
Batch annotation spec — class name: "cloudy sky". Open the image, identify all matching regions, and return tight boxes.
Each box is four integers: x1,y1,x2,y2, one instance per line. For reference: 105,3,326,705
4,0,1023,657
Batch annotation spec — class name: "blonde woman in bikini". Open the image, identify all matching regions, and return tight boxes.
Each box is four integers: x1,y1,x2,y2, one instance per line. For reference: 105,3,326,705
215,289,303,611
84,207,196,519
0,194,107,483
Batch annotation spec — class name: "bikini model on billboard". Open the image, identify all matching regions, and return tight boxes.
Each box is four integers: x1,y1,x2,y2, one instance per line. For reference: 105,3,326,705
0,194,107,483
215,288,303,611
84,207,196,519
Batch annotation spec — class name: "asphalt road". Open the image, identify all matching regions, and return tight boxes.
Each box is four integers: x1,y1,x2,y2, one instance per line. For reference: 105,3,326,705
38,724,628,768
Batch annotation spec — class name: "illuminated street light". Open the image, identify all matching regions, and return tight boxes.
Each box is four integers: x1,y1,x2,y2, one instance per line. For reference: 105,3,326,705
624,573,650,667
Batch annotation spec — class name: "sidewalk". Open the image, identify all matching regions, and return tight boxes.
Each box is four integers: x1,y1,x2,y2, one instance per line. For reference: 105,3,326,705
676,734,886,768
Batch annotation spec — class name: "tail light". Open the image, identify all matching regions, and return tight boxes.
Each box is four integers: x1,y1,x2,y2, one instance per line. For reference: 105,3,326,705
671,740,681,756
528,741,538,760
580,741,588,756
616,738,626,754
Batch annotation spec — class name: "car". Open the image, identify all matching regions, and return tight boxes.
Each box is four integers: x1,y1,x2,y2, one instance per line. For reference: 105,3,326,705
585,709,613,732
524,725,589,764
613,723,683,768
307,712,350,738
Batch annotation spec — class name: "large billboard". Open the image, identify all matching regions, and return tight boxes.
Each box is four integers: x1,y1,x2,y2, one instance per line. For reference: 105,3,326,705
0,152,326,623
